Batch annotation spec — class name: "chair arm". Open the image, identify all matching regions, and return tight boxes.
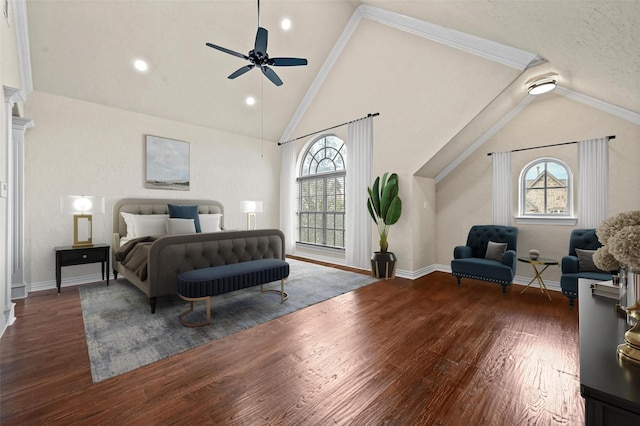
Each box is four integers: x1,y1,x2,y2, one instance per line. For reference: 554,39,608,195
562,255,579,273
454,246,473,259
502,250,517,271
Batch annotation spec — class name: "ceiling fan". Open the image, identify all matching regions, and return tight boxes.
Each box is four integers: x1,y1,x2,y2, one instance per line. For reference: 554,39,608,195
205,0,307,86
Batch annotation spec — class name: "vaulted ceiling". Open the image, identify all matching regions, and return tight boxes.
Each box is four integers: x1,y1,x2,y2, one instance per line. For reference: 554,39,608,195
25,1,640,176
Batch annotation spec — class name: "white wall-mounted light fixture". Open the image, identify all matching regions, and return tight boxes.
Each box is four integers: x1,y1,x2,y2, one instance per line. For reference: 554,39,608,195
60,195,105,247
526,73,558,95
241,200,263,230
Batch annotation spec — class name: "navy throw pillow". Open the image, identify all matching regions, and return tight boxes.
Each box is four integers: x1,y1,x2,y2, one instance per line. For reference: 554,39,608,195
168,204,201,233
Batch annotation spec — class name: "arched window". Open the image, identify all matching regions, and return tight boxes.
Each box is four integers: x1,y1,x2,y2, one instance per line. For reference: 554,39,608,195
297,135,346,248
519,158,573,217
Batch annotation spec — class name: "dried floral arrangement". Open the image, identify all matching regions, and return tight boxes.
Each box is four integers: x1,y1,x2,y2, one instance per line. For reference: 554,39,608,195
594,210,640,271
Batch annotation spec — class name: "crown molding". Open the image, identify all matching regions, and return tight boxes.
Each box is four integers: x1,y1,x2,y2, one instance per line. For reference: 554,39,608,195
11,0,33,96
4,86,24,104
360,5,539,70
12,116,34,131
280,4,540,144
555,86,640,126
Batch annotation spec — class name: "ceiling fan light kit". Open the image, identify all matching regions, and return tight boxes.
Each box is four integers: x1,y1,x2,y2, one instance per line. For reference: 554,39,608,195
205,0,307,86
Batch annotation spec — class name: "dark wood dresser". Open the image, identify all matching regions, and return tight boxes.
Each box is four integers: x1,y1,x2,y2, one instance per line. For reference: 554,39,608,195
579,280,640,425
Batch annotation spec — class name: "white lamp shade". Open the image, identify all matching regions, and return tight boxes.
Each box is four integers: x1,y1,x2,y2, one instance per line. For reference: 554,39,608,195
61,195,105,214
241,200,263,213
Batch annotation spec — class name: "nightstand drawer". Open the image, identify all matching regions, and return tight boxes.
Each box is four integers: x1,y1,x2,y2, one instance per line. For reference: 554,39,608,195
58,249,106,265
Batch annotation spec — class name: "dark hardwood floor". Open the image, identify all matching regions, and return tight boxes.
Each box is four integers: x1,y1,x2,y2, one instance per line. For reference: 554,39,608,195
1,261,583,425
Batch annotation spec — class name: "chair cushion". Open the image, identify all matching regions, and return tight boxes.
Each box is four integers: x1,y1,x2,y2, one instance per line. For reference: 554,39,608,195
451,258,515,283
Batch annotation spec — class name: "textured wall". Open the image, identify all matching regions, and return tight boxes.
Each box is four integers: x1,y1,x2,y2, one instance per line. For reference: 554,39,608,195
436,94,640,283
24,91,280,287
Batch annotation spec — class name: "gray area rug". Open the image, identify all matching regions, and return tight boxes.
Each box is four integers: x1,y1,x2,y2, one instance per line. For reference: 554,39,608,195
79,258,378,383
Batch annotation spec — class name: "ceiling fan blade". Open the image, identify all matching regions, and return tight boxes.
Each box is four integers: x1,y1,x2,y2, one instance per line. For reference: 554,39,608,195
254,27,268,58
261,65,283,86
206,43,249,60
270,57,308,67
228,64,255,79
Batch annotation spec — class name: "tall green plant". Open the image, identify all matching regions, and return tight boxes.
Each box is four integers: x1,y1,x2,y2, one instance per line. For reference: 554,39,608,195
367,172,402,253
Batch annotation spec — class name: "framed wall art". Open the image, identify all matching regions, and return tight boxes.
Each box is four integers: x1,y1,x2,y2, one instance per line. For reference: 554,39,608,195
145,135,190,191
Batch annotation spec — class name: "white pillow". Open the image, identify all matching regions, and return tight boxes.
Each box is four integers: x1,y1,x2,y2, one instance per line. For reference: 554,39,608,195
131,215,168,237
199,213,223,233
120,212,137,239
165,218,196,234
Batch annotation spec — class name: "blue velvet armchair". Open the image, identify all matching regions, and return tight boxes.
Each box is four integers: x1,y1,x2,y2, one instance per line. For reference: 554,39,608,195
560,229,612,309
451,225,519,294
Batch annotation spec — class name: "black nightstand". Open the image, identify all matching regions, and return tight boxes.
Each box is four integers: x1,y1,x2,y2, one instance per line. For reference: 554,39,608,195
54,244,110,293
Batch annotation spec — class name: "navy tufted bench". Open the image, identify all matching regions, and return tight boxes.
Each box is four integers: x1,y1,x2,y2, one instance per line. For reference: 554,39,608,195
176,258,290,327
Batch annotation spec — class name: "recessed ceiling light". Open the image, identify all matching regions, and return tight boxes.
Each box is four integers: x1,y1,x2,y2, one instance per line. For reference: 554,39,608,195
246,96,256,106
281,18,291,31
133,59,148,72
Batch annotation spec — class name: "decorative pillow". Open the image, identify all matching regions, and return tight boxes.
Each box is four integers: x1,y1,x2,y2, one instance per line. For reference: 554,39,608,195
485,241,508,262
575,248,603,272
132,215,167,237
165,218,196,234
168,204,201,233
199,214,223,233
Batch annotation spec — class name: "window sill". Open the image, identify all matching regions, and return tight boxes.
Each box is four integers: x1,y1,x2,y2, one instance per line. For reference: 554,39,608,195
295,241,345,259
515,216,577,226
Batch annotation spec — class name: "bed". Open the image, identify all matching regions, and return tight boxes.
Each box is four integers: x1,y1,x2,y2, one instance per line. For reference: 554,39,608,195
112,198,286,313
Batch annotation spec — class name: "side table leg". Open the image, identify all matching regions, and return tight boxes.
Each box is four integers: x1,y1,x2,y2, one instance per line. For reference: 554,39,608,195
533,264,552,300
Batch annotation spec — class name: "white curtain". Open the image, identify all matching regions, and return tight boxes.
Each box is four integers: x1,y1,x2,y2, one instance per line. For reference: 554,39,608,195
279,141,297,254
578,137,609,228
492,151,512,226
345,116,373,269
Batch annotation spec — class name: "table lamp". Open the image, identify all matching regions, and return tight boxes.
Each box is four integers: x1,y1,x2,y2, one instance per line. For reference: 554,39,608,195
241,200,263,230
60,195,105,247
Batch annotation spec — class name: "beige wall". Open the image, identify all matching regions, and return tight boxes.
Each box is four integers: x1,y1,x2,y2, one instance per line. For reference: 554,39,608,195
436,94,640,284
23,91,280,287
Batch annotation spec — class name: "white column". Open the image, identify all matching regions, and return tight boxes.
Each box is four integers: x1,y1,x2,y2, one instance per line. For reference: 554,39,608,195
10,116,34,299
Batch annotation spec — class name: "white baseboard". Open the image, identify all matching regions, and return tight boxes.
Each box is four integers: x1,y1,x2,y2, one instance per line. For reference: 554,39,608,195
1,302,16,339
432,264,561,293
29,273,108,293
25,265,561,297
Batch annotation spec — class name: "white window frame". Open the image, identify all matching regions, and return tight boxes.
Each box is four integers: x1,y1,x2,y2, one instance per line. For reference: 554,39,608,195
296,134,346,250
516,157,577,225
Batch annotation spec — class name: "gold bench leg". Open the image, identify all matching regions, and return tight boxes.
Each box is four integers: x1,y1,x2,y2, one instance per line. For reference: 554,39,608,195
178,294,211,327
260,278,289,303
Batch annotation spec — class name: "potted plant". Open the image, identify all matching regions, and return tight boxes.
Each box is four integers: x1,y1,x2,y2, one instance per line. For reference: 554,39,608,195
367,172,402,278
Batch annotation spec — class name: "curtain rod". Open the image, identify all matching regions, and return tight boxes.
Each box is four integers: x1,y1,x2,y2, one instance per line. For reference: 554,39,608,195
278,112,380,146
487,135,616,156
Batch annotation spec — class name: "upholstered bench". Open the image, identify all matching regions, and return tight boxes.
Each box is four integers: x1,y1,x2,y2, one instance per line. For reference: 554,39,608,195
176,258,290,327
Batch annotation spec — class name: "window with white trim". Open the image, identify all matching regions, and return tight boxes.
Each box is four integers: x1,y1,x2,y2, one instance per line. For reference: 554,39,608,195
297,135,346,248
519,157,573,218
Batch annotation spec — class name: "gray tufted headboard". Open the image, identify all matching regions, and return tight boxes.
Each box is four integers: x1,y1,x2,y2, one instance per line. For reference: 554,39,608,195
112,198,224,239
